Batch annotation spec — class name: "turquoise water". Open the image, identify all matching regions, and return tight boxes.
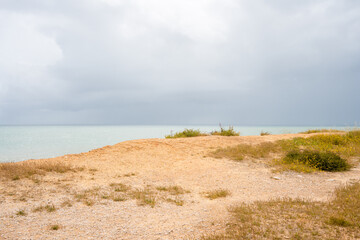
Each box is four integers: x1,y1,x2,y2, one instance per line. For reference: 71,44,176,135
0,125,349,163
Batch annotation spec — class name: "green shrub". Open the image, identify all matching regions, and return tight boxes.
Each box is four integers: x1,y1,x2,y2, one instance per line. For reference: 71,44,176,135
165,129,207,138
211,126,240,136
283,150,350,172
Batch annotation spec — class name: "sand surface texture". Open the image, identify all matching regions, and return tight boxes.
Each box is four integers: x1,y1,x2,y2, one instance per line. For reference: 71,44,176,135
1,134,359,239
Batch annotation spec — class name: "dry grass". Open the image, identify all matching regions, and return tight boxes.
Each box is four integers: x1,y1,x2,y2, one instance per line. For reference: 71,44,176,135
156,185,189,195
73,187,102,206
123,172,136,177
202,182,360,239
166,197,184,206
131,187,157,207
210,142,282,161
68,183,190,207
110,182,131,192
33,204,57,213
300,129,345,134
204,189,230,200
0,161,82,181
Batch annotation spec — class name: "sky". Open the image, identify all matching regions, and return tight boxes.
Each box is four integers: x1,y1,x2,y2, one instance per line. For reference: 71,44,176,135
0,0,359,126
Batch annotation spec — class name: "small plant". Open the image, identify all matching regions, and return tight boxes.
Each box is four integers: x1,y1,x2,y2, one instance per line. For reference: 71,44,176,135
205,189,230,200
328,217,351,227
33,204,57,213
165,129,208,138
156,185,189,195
16,210,27,216
113,196,126,202
61,200,73,207
260,131,271,136
131,188,157,207
124,173,136,177
283,150,350,172
50,225,60,230
211,126,240,136
110,183,130,192
12,176,20,181
166,197,184,206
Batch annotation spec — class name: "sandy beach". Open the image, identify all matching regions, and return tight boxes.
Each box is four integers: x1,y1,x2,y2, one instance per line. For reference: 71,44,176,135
1,133,359,239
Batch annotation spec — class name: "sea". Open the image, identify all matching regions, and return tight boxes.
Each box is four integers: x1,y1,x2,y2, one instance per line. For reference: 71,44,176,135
0,125,350,163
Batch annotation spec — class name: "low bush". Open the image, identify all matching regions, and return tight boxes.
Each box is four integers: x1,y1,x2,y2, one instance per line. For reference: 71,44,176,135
165,129,207,138
260,131,271,136
283,150,350,172
211,126,240,136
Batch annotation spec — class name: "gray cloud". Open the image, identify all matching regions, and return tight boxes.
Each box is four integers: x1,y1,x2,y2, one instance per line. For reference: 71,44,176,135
0,0,359,126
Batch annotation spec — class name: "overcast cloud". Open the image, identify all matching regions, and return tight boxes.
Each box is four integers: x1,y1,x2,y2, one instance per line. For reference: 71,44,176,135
0,0,359,125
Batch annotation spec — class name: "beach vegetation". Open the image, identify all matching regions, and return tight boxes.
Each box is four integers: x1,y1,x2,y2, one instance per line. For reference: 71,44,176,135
50,225,60,230
165,129,208,138
204,189,230,200
300,129,344,134
166,197,184,206
210,130,360,172
110,183,131,192
131,188,157,208
0,161,82,181
210,142,280,161
156,185,189,195
211,126,240,136
260,131,271,136
202,182,360,239
16,210,27,216
283,150,350,172
33,204,57,213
